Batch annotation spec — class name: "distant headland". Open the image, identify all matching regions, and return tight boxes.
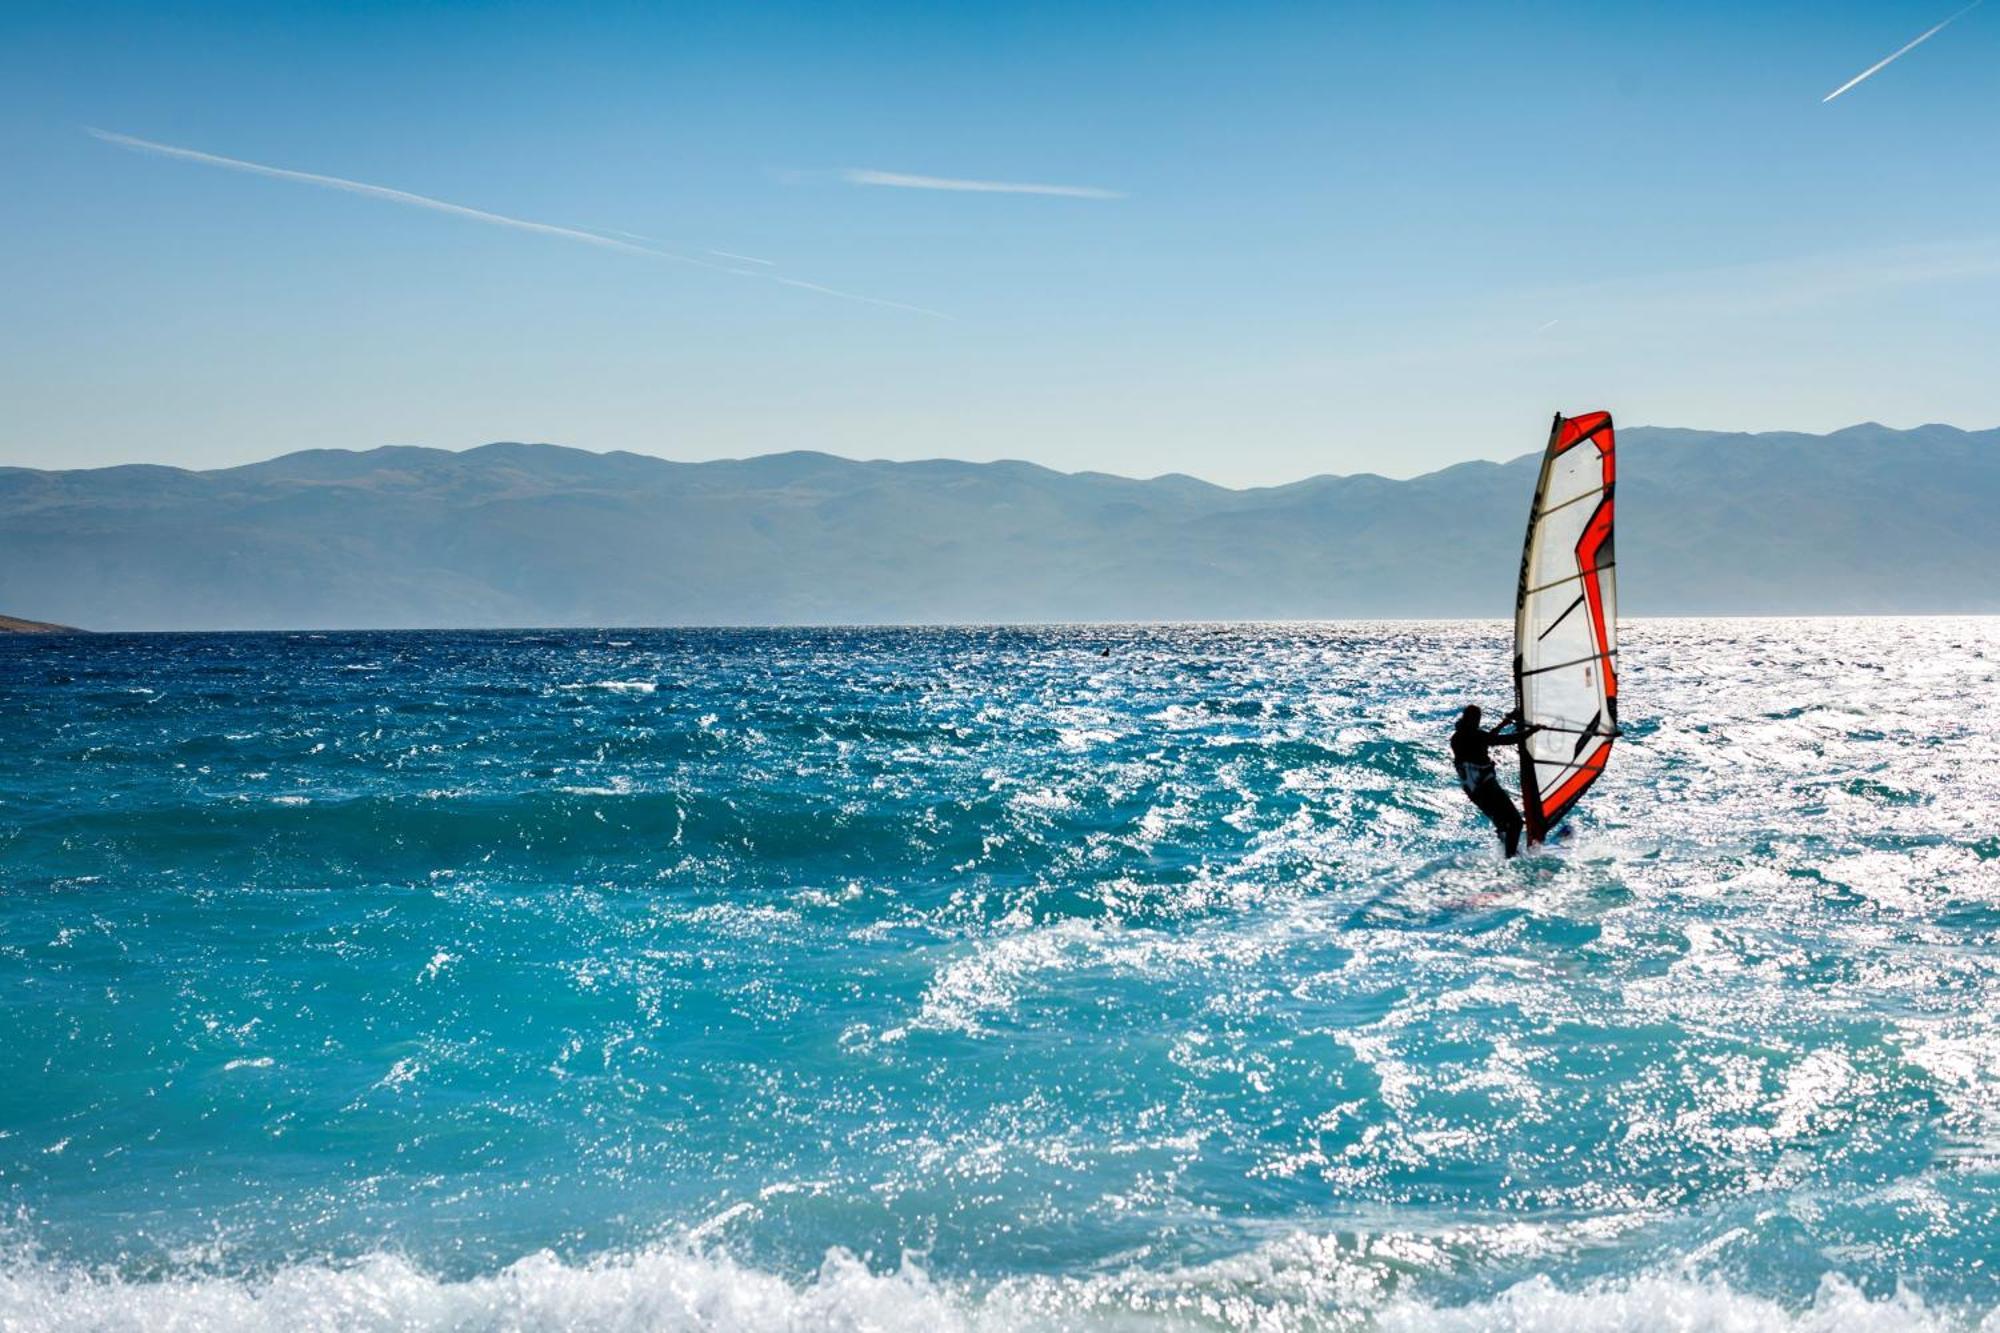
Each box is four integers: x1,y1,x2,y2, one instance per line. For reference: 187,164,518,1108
0,614,84,635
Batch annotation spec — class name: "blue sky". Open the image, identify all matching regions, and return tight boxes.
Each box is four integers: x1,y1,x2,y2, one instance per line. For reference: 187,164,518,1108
2,0,1995,484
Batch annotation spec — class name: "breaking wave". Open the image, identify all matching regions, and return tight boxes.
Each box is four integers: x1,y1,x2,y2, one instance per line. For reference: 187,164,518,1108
2,1241,1990,1333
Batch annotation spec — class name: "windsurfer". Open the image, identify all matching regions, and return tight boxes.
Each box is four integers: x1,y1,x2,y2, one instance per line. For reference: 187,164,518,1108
1451,705,1539,858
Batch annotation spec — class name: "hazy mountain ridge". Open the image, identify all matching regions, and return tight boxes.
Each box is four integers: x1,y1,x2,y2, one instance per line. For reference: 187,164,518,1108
2,423,1994,629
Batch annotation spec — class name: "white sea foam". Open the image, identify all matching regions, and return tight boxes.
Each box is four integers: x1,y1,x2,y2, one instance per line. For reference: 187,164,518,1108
1375,1273,1992,1332
557,773,635,796
0,1244,1988,1332
0,1247,957,1333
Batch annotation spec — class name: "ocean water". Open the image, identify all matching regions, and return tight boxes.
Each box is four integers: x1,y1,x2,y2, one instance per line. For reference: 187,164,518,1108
1,620,1996,1331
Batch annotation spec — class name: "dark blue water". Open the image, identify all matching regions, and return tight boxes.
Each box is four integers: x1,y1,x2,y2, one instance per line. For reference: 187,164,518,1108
2,623,1996,1329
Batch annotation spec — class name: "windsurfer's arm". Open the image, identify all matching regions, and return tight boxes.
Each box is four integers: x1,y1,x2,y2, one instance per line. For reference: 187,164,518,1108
1485,716,1542,744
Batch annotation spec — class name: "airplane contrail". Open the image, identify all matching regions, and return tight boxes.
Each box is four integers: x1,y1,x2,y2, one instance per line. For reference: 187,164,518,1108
88,128,681,260
1822,0,1984,102
87,129,947,318
842,168,1124,199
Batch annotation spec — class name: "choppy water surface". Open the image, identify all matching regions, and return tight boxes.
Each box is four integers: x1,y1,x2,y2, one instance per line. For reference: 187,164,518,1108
1,621,1997,1330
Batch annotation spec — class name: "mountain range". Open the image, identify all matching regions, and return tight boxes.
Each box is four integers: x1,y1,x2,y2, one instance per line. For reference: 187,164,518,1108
1,422,1992,629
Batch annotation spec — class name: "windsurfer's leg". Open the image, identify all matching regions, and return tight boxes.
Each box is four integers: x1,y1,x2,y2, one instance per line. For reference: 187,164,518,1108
1472,781,1523,858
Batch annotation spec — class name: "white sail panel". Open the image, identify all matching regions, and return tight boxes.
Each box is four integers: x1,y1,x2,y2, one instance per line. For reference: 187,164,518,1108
1513,411,1617,841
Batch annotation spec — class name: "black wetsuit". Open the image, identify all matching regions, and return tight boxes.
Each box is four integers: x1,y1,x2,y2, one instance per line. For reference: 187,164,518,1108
1451,717,1529,858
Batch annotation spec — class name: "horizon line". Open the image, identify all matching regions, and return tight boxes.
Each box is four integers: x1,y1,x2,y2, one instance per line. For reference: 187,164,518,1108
11,611,2000,637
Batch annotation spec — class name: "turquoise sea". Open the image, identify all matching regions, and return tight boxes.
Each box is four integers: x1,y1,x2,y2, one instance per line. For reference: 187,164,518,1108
1,621,1996,1330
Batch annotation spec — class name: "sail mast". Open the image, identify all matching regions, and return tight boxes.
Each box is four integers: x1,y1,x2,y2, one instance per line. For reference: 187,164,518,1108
1514,411,1565,840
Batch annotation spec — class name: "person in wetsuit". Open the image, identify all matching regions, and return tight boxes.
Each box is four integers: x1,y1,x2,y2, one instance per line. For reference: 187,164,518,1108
1450,705,1539,858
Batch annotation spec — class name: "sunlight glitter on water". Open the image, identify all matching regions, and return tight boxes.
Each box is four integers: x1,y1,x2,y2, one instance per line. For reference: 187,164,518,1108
0,620,1996,1329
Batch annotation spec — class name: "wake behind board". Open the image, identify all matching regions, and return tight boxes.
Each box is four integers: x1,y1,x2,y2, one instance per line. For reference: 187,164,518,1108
1513,411,1620,846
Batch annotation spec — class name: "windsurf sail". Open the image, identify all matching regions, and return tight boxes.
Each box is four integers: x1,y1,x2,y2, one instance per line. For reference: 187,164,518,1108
1514,410,1618,844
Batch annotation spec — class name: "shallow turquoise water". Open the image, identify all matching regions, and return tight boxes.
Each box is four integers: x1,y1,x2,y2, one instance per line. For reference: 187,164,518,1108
1,621,1996,1329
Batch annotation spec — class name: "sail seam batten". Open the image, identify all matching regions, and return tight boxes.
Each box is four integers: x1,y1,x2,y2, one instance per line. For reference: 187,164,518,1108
1524,563,1616,597
1533,484,1609,521
1521,649,1616,678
